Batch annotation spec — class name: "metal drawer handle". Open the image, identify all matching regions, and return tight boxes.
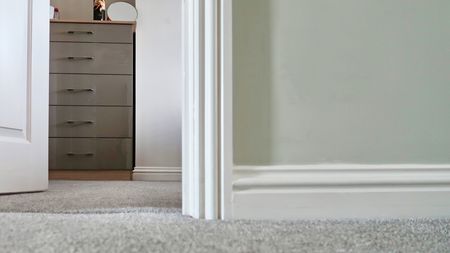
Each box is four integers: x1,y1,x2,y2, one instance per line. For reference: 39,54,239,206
67,31,94,35
67,56,94,60
65,120,95,125
66,88,95,93
66,153,95,157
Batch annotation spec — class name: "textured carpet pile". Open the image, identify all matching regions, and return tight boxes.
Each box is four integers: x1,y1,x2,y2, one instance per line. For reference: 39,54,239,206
0,181,449,253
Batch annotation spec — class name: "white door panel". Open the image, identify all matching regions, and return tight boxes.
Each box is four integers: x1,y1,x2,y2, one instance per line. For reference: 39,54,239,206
0,0,27,132
0,0,49,194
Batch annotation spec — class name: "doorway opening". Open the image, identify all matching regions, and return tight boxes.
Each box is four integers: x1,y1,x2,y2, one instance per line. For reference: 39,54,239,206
0,0,231,219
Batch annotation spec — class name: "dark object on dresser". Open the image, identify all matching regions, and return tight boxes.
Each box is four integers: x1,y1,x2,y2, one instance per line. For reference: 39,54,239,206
94,0,107,20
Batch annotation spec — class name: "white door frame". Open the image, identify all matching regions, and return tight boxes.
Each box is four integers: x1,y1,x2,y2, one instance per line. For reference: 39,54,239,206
182,0,233,220
181,0,450,221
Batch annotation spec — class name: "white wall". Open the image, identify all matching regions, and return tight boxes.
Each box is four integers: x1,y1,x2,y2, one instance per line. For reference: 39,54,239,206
135,0,182,174
232,0,450,219
233,0,450,165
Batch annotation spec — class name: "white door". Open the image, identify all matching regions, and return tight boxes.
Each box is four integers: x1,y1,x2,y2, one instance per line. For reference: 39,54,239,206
0,0,49,194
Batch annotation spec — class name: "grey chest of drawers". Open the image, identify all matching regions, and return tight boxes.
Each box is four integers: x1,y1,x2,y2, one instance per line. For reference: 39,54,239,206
49,20,135,173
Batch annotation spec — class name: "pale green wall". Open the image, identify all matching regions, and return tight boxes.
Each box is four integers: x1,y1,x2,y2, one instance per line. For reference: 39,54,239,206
233,0,450,165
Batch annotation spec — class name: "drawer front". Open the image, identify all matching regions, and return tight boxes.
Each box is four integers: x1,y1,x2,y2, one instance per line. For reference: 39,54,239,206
50,42,133,74
51,23,133,43
50,74,133,106
50,106,133,138
49,138,133,170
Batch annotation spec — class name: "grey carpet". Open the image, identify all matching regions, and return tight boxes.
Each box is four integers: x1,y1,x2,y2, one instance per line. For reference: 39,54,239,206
0,180,181,213
0,181,449,253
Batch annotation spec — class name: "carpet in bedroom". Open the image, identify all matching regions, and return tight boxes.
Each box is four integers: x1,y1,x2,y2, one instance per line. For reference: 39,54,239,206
0,180,449,253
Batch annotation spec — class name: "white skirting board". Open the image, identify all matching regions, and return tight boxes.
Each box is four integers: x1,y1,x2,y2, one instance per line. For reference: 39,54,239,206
133,167,181,182
233,165,450,220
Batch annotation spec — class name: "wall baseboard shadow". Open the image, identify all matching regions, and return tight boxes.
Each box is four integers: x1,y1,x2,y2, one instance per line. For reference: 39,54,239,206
133,167,181,182
232,164,450,220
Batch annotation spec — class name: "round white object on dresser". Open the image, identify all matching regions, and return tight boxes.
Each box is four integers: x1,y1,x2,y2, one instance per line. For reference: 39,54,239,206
107,2,138,21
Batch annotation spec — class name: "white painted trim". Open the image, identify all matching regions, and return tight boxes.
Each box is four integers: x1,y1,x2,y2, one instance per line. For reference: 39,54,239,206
133,167,182,182
235,165,450,188
181,0,188,215
182,0,232,220
182,0,206,219
134,167,182,173
204,0,219,220
219,0,233,220
233,165,450,219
